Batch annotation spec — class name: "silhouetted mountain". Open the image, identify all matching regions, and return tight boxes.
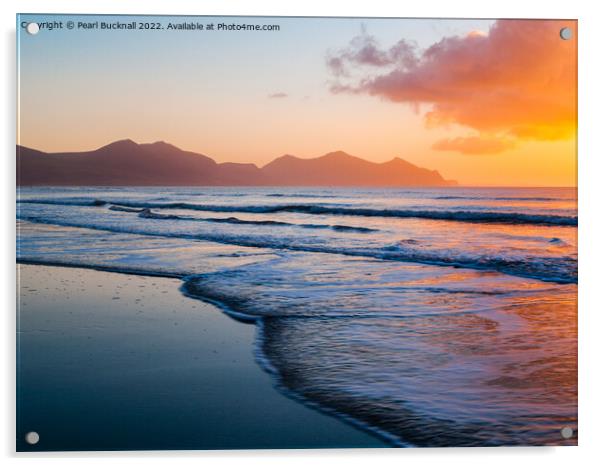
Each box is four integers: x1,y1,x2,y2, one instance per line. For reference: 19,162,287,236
17,140,219,186
262,151,454,186
17,141,457,186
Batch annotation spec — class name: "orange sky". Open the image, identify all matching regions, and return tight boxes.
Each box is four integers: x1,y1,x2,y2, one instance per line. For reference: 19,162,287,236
18,17,576,186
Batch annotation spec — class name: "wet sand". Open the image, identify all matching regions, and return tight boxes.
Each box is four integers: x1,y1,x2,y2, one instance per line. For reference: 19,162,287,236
17,264,387,451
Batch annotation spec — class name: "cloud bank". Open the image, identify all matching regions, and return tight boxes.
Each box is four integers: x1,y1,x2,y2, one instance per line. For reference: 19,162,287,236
327,20,576,154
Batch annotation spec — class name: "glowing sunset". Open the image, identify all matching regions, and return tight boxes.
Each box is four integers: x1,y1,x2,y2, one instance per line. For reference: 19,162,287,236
18,17,576,186
17,15,577,451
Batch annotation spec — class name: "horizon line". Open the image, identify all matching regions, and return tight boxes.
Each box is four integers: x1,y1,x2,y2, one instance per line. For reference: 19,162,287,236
16,139,577,189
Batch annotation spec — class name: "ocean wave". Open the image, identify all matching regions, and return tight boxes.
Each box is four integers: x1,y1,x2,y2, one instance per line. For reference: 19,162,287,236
434,195,566,201
18,198,109,206
266,193,338,198
115,206,378,233
17,216,577,283
178,254,577,446
18,198,578,226
108,205,144,213
138,208,182,220
201,215,377,233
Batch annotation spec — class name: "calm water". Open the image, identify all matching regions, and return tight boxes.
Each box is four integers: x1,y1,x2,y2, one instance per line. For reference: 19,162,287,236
17,265,385,451
17,186,578,446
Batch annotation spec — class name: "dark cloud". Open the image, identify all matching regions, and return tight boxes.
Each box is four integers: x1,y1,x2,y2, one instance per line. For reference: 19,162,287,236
326,31,417,77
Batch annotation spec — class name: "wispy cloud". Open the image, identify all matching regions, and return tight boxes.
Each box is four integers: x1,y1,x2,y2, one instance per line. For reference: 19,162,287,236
268,92,288,99
432,136,516,155
327,20,576,155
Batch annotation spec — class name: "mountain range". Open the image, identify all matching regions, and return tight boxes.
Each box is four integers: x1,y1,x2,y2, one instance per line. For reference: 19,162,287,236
17,139,457,186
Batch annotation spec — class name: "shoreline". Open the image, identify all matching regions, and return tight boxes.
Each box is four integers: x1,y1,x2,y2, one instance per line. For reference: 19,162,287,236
17,263,388,451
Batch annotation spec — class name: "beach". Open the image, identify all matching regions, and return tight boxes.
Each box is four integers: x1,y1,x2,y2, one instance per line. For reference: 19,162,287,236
17,264,387,451
15,12,579,452
16,186,578,448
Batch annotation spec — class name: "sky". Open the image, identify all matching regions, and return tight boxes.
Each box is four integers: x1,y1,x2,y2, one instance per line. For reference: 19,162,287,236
17,15,577,186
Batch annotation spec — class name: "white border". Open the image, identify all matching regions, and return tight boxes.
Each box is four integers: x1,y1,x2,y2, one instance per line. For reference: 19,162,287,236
3,1,601,465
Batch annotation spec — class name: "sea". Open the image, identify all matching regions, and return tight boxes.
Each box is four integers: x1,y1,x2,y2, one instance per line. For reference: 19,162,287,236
16,186,578,447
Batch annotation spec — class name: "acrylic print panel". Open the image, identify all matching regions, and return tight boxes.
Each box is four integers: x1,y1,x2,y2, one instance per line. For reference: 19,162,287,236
16,14,577,451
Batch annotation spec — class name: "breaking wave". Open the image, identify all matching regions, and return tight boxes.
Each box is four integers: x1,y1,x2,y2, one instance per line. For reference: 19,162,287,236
18,198,577,226
18,215,577,283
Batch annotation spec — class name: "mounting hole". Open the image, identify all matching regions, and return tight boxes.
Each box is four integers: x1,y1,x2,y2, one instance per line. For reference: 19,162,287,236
560,426,573,439
26,22,40,35
559,27,573,40
25,431,40,445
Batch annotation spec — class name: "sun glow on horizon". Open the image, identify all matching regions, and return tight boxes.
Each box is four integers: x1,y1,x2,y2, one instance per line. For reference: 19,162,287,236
18,16,576,187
